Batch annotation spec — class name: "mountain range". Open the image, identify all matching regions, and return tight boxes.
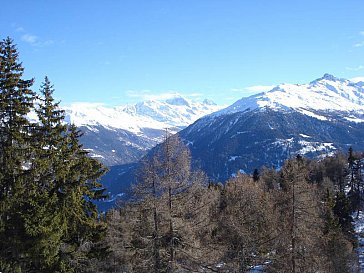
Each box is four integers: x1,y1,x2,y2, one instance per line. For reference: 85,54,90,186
179,74,364,180
62,94,222,166
63,74,364,207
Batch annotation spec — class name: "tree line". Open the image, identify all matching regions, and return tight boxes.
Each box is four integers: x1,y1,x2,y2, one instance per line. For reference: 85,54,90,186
1,37,363,272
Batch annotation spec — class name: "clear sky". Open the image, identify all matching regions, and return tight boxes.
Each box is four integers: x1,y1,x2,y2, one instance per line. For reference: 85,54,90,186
1,0,364,106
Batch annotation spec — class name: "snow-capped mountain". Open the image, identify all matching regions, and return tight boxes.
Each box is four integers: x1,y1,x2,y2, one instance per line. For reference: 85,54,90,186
65,95,220,136
99,74,364,208
213,73,364,120
63,94,222,165
175,74,364,181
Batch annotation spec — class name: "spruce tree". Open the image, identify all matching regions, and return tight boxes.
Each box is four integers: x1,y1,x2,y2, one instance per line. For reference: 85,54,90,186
31,78,107,272
29,78,107,272
21,77,69,271
0,37,35,271
57,124,107,271
0,38,108,271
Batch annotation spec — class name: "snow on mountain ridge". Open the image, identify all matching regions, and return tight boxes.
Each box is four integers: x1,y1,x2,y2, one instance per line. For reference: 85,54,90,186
213,74,364,118
64,94,222,135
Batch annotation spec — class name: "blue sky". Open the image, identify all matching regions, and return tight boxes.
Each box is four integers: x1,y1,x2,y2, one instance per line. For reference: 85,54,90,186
1,0,364,106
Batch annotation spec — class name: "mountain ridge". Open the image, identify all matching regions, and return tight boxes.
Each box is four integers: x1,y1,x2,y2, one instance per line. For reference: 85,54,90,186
62,94,222,166
176,74,364,181
211,74,364,120
64,93,222,136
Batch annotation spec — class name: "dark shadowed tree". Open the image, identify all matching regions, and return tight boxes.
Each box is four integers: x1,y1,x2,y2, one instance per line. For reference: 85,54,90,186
0,37,35,272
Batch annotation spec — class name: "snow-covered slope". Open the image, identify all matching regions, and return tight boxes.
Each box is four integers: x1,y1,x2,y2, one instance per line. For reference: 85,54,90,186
214,74,364,121
64,94,221,136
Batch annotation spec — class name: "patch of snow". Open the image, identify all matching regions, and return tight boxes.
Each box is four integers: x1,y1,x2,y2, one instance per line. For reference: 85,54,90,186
231,131,250,138
298,141,335,155
345,116,364,123
105,193,125,203
272,138,294,146
121,140,147,150
90,154,104,159
86,125,99,132
354,211,364,271
298,109,328,121
216,262,225,268
228,155,241,161
247,265,265,273
299,134,311,138
21,163,31,171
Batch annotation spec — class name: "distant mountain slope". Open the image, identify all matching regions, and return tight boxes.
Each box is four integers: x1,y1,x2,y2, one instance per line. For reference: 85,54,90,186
180,108,364,181
63,94,222,165
178,74,364,181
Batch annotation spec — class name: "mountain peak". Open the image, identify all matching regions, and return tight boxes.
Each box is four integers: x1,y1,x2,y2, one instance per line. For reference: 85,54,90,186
311,73,343,84
165,95,191,106
203,99,217,106
321,73,337,81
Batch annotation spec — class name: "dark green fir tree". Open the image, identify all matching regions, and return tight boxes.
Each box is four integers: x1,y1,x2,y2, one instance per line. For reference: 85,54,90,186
56,124,108,271
0,37,36,272
21,76,69,272
29,78,108,272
